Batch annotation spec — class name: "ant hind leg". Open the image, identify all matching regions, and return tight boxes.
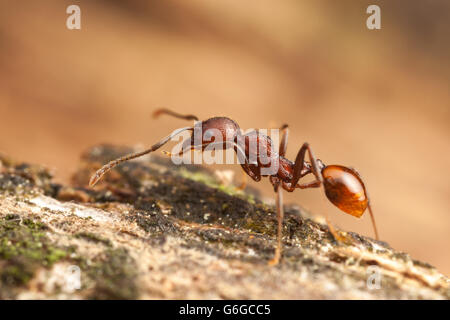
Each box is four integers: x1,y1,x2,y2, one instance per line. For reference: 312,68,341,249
324,213,349,243
152,108,199,121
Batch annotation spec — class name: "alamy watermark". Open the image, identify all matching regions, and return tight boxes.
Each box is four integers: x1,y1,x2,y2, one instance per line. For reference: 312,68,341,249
366,265,381,290
66,5,381,31
66,5,81,30
44,264,81,293
65,265,81,292
66,4,381,30
366,5,381,30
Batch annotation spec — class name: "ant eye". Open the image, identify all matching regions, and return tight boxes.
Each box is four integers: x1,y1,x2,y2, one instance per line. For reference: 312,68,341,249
322,165,368,217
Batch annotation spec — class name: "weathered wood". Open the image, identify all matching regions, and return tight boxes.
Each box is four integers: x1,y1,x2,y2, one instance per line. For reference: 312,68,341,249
0,146,448,299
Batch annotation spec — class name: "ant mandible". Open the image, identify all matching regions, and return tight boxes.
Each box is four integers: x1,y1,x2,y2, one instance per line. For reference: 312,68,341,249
89,108,379,265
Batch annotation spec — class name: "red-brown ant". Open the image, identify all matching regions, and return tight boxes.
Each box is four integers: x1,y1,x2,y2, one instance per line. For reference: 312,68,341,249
89,108,379,265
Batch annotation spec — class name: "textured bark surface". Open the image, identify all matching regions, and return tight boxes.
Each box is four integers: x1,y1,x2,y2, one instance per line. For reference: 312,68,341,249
0,145,448,299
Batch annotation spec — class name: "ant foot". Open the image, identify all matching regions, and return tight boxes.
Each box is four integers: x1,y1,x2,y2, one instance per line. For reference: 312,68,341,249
236,170,248,191
268,248,281,266
268,256,280,266
236,181,247,191
332,231,354,245
326,219,353,245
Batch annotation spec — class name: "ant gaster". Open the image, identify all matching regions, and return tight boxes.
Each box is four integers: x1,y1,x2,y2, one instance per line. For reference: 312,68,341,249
89,108,379,265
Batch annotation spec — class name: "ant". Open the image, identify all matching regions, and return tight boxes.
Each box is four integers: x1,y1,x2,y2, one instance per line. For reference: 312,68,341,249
89,108,379,265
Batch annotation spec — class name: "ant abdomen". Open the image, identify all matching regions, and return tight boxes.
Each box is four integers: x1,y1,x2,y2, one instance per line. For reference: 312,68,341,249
322,165,368,218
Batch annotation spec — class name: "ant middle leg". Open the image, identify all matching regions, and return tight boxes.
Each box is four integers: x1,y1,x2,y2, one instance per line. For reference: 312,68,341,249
290,142,323,187
267,125,288,266
366,198,380,240
268,183,284,266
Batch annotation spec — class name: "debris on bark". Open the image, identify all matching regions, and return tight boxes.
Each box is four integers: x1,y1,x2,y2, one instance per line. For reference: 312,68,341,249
0,146,448,299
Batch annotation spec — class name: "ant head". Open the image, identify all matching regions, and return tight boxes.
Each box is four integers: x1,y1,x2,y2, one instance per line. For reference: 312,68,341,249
321,165,368,217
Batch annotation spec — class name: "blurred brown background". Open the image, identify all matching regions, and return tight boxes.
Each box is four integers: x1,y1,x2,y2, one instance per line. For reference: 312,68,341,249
0,1,449,275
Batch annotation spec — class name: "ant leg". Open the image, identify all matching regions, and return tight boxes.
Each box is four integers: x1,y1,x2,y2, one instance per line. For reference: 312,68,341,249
237,169,248,190
347,168,379,240
268,184,284,266
367,200,380,240
322,209,355,243
240,163,261,182
290,142,323,187
282,179,321,191
152,108,199,121
278,124,289,157
324,214,347,242
290,143,347,241
280,185,345,242
89,126,193,186
297,180,321,189
161,141,252,190
351,168,379,240
161,137,195,157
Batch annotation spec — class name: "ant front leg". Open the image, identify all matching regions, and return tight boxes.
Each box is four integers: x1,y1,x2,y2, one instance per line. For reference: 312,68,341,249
237,164,261,190
240,163,261,182
236,169,248,190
